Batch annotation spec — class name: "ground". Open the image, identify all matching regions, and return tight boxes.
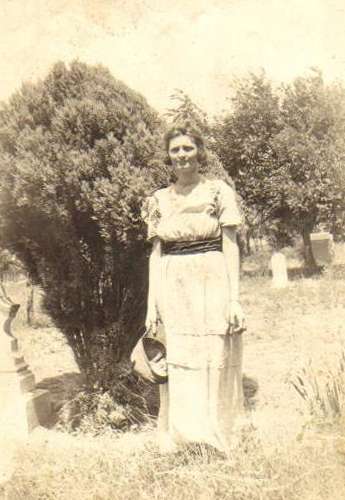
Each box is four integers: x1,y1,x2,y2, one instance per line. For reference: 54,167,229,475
1,245,345,499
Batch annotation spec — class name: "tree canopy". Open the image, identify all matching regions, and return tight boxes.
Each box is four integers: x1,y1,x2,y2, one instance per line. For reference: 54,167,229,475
213,70,345,265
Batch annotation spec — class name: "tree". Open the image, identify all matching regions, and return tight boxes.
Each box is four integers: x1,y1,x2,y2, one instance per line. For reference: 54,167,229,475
213,70,345,267
212,72,282,251
271,70,345,266
0,61,162,385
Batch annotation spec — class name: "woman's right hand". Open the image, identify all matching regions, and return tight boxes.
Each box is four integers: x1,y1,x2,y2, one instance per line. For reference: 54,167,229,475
228,300,246,335
145,307,160,336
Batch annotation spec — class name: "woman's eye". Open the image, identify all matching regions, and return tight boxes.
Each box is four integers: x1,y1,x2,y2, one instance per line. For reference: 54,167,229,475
183,146,194,152
170,147,179,154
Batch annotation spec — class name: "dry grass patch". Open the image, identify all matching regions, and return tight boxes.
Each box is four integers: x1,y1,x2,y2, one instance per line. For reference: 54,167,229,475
1,422,345,500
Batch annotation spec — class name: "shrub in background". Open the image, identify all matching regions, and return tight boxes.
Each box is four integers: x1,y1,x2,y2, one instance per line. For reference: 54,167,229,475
213,70,345,267
0,61,163,385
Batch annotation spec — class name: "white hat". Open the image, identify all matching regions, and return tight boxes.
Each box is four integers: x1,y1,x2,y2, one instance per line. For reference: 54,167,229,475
131,335,168,384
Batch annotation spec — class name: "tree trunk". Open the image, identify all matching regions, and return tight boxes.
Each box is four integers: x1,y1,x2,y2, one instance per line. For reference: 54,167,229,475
245,231,251,255
26,281,35,326
302,226,318,272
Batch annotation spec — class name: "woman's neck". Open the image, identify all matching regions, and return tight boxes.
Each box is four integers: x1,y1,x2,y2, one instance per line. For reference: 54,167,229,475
175,171,201,187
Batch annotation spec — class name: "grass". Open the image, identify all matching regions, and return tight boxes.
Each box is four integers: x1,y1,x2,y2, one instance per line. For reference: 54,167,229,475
1,243,345,499
1,422,345,500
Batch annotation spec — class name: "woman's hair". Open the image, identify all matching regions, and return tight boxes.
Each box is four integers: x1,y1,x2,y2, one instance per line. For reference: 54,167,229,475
163,124,208,167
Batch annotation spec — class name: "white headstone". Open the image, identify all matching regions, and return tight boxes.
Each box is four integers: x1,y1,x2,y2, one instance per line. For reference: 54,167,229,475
271,251,289,288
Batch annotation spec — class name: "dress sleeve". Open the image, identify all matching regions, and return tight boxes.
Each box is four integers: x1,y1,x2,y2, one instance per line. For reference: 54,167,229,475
216,180,242,227
141,195,161,241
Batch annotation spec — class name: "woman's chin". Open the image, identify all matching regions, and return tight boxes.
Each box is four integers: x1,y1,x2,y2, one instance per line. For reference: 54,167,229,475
175,165,198,175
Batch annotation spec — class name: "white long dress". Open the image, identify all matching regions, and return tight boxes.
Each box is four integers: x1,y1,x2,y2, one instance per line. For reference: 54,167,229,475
142,176,244,453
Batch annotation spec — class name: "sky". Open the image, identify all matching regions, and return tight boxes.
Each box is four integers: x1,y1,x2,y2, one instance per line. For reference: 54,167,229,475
1,0,345,116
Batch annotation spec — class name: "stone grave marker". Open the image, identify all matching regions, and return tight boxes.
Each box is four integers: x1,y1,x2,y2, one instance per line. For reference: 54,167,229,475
0,293,52,482
310,232,334,267
271,251,289,288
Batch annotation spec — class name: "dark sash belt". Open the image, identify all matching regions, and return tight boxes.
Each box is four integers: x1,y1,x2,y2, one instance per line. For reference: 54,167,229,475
161,237,222,255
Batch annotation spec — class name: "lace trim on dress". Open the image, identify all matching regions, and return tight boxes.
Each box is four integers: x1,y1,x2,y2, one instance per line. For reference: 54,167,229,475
141,195,161,240
209,179,221,218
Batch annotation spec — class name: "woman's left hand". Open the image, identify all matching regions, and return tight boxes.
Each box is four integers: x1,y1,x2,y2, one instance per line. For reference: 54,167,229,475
228,300,246,334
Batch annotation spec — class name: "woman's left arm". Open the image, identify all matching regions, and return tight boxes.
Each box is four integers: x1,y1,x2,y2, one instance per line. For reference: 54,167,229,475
222,226,246,333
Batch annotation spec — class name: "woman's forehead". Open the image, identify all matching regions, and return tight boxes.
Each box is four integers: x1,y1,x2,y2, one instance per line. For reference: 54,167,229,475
169,134,196,148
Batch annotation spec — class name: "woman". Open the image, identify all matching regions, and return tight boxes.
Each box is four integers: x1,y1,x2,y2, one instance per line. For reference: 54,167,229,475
142,125,245,455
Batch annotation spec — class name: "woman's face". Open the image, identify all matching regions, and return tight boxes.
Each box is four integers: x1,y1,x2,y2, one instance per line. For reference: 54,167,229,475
168,134,199,176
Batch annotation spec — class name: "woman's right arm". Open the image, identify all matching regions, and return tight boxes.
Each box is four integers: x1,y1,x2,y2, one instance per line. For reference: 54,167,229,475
145,237,161,336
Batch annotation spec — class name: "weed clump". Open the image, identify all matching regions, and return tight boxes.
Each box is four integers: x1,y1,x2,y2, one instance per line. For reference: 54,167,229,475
57,363,157,436
291,351,345,423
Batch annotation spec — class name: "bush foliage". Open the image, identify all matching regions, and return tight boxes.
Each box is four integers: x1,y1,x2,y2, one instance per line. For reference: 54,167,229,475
0,61,163,383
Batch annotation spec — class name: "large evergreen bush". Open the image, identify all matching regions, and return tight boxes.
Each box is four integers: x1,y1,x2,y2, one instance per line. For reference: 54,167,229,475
0,61,162,385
